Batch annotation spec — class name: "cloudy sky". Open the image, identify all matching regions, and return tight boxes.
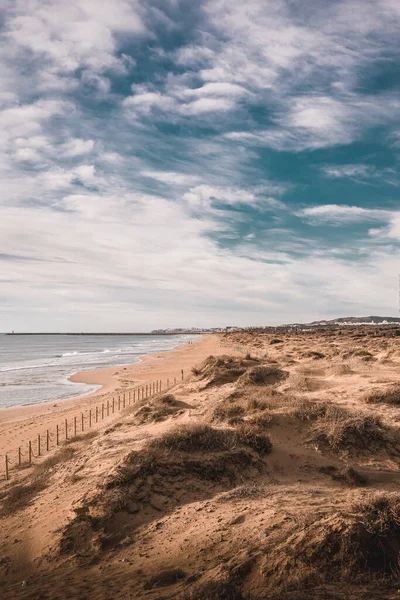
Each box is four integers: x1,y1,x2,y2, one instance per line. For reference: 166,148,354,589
1,0,400,332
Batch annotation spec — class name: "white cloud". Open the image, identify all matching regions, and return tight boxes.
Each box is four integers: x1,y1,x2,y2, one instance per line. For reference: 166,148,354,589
63,138,94,157
2,189,400,329
297,204,396,225
322,164,375,179
180,97,236,115
141,170,201,186
5,0,145,80
123,91,178,115
182,184,285,214
183,82,248,98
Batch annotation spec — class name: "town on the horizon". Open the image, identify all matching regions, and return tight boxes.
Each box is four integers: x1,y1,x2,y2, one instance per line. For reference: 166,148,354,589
5,316,400,336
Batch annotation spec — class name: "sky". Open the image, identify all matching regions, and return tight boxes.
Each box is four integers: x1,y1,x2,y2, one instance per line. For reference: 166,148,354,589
1,0,400,332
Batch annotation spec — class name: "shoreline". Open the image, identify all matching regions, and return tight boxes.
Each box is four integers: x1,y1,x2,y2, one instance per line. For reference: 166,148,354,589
66,335,194,398
0,335,198,417
0,334,226,457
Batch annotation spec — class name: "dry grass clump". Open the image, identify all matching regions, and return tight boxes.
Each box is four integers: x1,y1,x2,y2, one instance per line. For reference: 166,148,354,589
0,478,47,516
217,483,268,502
238,365,288,387
247,413,274,429
343,348,374,361
261,494,400,592
0,445,77,516
292,399,334,421
312,411,386,453
364,384,400,406
35,446,77,474
302,350,325,359
194,355,254,387
212,390,276,423
318,465,367,487
134,394,183,423
292,400,387,453
148,423,272,455
246,396,273,411
328,362,353,376
213,404,246,422
235,424,273,454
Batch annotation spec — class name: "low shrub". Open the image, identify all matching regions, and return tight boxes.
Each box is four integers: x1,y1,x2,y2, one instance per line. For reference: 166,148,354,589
364,385,400,406
238,365,288,387
149,423,272,455
261,494,400,590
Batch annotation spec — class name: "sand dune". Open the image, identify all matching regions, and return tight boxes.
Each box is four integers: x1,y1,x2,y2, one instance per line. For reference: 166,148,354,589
1,328,400,599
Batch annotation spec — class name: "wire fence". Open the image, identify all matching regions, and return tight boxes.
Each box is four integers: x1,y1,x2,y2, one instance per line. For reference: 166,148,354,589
1,371,185,483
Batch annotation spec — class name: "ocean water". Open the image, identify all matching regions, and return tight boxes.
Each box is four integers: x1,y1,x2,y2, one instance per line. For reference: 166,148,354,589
0,334,195,409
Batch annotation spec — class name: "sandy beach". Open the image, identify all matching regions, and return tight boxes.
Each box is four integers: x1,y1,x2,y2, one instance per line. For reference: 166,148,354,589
0,334,224,462
2,327,400,599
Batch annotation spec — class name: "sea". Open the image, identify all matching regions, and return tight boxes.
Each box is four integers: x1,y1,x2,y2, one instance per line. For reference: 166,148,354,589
0,334,196,409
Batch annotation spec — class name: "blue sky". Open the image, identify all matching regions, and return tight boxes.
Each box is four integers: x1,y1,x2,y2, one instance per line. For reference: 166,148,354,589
1,0,400,331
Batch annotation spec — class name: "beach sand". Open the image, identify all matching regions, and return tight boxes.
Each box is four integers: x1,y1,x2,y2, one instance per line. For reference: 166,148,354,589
0,334,225,461
2,327,400,599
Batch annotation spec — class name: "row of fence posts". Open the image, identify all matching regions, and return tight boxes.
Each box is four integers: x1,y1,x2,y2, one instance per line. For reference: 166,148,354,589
3,370,185,482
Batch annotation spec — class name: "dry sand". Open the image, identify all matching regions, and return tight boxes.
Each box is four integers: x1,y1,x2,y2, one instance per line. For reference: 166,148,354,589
1,327,400,599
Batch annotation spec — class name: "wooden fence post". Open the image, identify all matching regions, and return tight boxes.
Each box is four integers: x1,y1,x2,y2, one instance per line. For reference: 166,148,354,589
81,412,84,431
112,398,115,413
107,401,110,417
38,434,41,457
56,425,59,446
74,416,77,437
46,429,50,452
18,447,22,466
167,378,169,388
123,393,126,408
89,409,92,428
96,406,99,423
102,404,104,420
28,441,32,465
65,419,68,440
5,455,9,481
118,396,120,411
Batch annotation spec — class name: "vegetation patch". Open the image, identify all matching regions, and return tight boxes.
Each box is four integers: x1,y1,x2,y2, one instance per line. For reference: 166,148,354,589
134,394,183,423
194,355,253,387
302,351,326,359
292,400,387,454
311,412,386,453
148,423,272,455
261,494,400,592
318,465,367,486
238,365,288,387
364,385,400,406
0,445,77,516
